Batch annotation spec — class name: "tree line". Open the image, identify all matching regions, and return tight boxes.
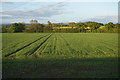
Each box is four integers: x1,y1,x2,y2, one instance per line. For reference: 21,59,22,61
2,20,119,33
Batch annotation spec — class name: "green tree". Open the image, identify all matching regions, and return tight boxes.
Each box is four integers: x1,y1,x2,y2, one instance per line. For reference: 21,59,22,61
2,27,7,33
43,25,53,33
9,23,25,33
42,21,53,32
87,22,101,32
76,22,86,27
52,23,58,27
48,21,52,27
104,22,115,30
30,20,38,24
25,20,44,33
69,22,75,28
2,25,10,33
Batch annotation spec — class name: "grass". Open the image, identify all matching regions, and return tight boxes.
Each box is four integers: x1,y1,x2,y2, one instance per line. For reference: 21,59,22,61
2,33,119,78
3,57,118,78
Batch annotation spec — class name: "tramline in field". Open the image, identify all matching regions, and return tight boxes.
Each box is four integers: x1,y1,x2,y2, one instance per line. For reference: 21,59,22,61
2,33,118,58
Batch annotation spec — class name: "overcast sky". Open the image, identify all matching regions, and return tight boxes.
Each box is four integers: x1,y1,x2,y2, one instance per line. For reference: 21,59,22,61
0,2,118,24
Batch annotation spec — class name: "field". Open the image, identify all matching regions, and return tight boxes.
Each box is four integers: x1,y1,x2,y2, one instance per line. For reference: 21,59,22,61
2,33,119,78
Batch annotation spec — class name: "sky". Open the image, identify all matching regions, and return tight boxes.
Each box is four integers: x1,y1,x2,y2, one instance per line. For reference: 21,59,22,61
0,1,118,24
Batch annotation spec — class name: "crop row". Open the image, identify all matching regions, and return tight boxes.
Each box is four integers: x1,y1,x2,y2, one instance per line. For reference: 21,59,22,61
2,33,51,58
2,33,118,58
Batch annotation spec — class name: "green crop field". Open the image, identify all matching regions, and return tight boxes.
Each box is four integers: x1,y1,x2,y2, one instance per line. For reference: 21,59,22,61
2,33,119,78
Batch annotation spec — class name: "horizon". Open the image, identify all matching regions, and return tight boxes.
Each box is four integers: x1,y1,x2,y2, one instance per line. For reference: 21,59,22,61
0,21,118,25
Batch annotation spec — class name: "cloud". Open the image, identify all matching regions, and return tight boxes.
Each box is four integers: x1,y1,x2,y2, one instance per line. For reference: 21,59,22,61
83,15,118,23
0,0,13,3
2,2,14,4
1,2,65,20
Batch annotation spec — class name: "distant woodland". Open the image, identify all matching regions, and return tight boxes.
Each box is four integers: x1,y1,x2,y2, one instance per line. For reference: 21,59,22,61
2,20,119,33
